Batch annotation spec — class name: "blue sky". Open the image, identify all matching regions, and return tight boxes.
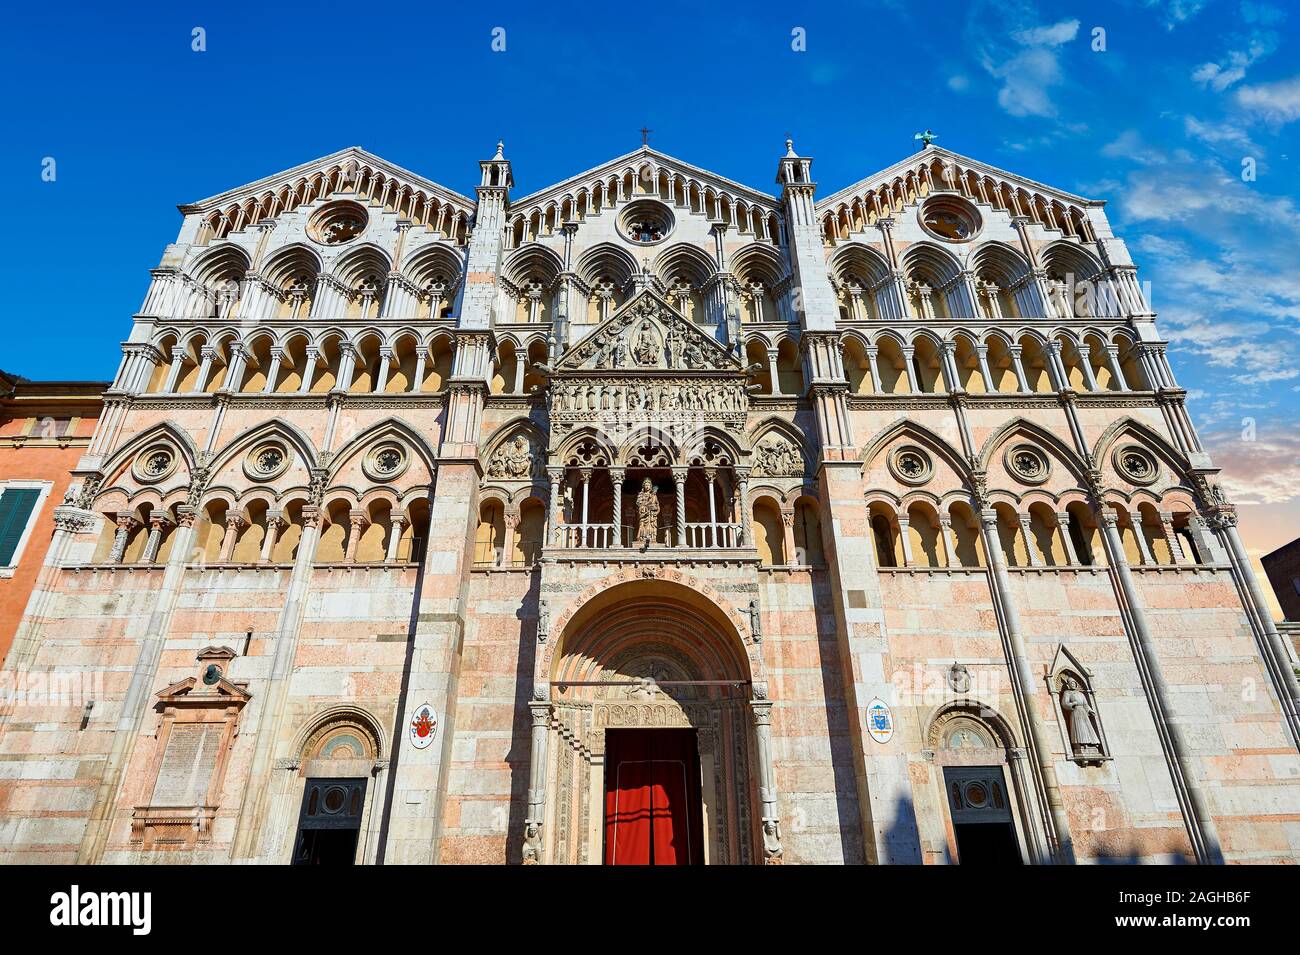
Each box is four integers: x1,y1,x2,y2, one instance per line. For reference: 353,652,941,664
2,0,1297,550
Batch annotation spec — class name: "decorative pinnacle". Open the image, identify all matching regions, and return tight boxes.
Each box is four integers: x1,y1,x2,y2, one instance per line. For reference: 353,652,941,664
494,140,505,160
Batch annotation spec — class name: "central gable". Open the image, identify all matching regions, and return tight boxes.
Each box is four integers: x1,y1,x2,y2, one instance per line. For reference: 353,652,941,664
555,291,743,375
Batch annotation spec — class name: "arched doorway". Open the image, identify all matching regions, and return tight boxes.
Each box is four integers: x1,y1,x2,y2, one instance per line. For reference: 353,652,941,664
926,703,1033,865
530,578,774,865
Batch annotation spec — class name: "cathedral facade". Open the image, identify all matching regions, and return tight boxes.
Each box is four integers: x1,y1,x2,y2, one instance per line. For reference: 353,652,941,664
1,141,1297,865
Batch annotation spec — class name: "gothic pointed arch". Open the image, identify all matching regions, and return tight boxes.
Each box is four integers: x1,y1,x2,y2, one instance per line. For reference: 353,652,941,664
976,417,1087,482
204,418,320,482
1091,415,1190,475
95,421,201,494
482,417,547,481
860,419,970,482
325,417,438,486
748,416,809,479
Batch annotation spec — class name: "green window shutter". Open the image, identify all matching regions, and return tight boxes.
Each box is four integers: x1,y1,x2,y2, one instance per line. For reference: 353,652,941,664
0,488,41,566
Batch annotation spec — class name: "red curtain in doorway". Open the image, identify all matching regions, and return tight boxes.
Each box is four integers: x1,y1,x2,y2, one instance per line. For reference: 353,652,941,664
603,730,703,865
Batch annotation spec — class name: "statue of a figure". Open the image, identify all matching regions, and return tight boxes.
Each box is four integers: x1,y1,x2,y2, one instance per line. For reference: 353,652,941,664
633,319,659,365
635,478,660,547
488,435,534,479
749,598,763,644
1060,676,1102,756
537,598,549,644
762,820,784,865
522,822,542,864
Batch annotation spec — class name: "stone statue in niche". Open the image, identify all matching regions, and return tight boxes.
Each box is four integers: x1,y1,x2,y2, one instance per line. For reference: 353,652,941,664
635,478,660,547
948,662,971,695
537,598,549,644
1060,675,1103,758
752,437,803,477
748,598,763,644
632,319,660,366
487,435,537,479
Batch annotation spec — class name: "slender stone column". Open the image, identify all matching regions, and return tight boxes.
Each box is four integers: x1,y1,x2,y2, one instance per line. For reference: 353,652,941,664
1017,513,1043,567
546,467,563,546
108,515,137,563
386,514,407,563
502,510,519,567
672,468,688,548
896,516,914,567
194,347,217,393
1158,511,1186,564
1131,515,1156,566
1009,346,1030,392
864,346,882,394
1105,346,1129,391
900,347,917,393
937,515,956,568
1056,512,1080,566
162,353,185,394
751,699,783,864
343,509,368,563
140,513,171,564
299,348,319,394
975,346,995,392
1096,508,1223,863
522,698,550,863
512,344,526,394
262,347,284,394
736,469,751,547
705,468,719,544
767,348,781,396
374,348,393,394
1076,345,1100,391
978,508,1074,863
412,350,427,393
217,514,245,563
781,508,797,566
260,512,285,564
609,467,624,545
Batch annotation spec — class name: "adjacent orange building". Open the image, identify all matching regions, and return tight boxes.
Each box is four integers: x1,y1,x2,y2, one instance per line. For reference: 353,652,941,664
0,370,107,658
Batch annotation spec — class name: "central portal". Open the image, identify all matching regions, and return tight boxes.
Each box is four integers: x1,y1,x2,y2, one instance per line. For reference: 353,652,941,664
604,729,704,865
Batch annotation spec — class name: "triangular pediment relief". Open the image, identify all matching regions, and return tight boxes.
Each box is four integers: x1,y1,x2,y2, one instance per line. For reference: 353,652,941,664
555,291,743,375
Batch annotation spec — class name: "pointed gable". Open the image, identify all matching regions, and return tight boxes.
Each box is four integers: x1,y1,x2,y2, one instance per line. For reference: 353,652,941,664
554,290,743,374
179,146,475,242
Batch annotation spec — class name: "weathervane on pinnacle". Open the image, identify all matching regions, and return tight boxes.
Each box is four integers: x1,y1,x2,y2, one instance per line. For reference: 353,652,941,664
914,128,939,150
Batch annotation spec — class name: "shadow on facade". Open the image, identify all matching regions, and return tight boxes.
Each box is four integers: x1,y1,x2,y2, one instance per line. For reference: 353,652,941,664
504,571,542,864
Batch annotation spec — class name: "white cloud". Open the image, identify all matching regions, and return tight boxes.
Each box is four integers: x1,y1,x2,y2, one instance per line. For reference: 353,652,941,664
1236,74,1300,124
1201,424,1300,505
1183,116,1255,151
947,74,970,92
1012,20,1080,46
1192,32,1278,91
1143,0,1211,29
975,14,1079,119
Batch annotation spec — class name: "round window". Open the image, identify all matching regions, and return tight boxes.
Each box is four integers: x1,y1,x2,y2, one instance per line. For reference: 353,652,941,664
1114,445,1159,486
618,199,675,245
1005,444,1050,485
888,445,934,486
132,445,178,483
244,443,292,481
363,442,409,481
918,195,982,243
308,201,369,246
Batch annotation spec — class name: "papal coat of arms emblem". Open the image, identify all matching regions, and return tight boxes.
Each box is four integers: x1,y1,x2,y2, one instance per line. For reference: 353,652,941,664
409,703,438,749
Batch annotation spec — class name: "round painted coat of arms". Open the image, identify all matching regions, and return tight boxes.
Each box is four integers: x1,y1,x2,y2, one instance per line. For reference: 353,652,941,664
867,697,894,744
409,703,439,750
